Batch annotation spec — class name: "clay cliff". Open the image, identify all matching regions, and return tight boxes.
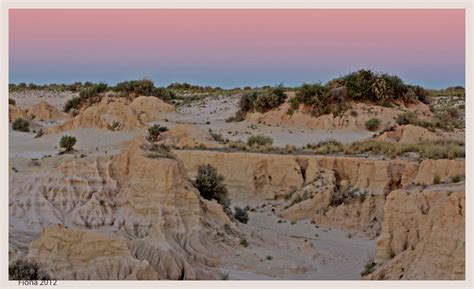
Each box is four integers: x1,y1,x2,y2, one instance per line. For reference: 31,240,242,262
367,184,465,280
9,140,234,280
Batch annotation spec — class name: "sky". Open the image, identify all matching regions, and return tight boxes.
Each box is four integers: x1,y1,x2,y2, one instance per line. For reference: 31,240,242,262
9,9,465,89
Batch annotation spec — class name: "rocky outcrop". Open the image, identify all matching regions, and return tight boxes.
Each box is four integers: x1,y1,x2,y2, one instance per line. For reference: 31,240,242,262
48,97,144,133
28,225,157,280
129,96,175,122
9,104,28,123
26,100,67,121
173,150,465,200
367,184,465,280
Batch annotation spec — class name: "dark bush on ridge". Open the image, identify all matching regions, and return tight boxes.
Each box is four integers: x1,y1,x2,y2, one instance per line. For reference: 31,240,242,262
238,86,287,114
64,82,108,112
12,118,30,132
114,79,155,96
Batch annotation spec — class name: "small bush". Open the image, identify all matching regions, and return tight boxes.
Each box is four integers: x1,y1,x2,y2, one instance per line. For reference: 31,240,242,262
234,206,249,224
238,86,287,114
240,238,249,247
9,259,50,280
194,164,230,208
147,124,168,142
360,259,376,277
329,188,367,207
34,128,44,138
59,135,77,152
12,118,30,132
247,134,273,147
9,98,16,106
365,118,381,131
218,271,230,280
209,129,224,143
451,175,463,183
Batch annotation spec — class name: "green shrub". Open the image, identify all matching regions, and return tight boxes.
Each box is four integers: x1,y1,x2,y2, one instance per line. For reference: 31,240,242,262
360,259,376,277
9,98,16,106
64,82,108,112
147,124,168,142
451,175,463,183
9,259,50,280
240,238,249,247
12,118,30,132
194,164,230,208
247,134,273,147
234,206,249,224
306,139,344,154
59,135,77,152
238,86,287,114
114,79,155,96
64,97,82,113
365,118,381,131
146,144,173,159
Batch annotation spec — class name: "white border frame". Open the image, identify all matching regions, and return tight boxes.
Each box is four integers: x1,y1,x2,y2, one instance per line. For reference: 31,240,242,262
1,1,472,288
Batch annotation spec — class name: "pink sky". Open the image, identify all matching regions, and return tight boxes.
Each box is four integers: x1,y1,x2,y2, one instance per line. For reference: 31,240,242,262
9,9,465,88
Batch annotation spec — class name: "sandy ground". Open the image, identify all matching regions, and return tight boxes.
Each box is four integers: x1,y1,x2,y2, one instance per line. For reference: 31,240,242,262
220,203,375,280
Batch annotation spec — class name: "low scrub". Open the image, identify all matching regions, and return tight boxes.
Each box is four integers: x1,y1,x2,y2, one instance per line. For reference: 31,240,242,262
247,134,273,147
234,206,249,223
64,82,108,112
12,118,30,132
147,124,168,142
238,86,287,114
329,187,368,207
396,110,462,131
360,259,376,277
146,144,174,159
9,259,50,280
306,139,344,154
365,118,381,131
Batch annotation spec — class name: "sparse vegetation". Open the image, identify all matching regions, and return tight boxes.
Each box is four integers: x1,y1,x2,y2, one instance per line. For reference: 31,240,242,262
329,187,368,207
365,118,381,131
59,135,77,153
451,175,463,183
194,164,230,208
146,144,174,159
247,134,273,147
9,259,50,280
217,271,230,280
360,259,376,277
234,206,249,224
147,124,168,142
12,118,30,132
240,238,249,247
64,82,108,112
